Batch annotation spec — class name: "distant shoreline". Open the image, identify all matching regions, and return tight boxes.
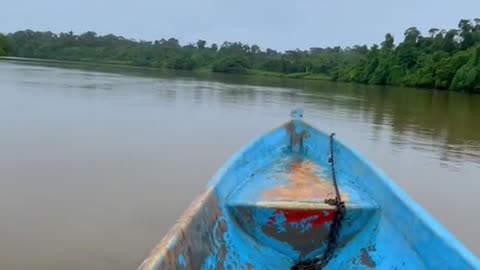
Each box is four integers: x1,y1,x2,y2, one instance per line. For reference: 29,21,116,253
2,20,480,93
0,56,331,82
0,56,168,71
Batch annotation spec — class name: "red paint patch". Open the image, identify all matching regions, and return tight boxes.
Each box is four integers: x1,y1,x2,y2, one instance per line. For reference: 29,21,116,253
268,209,335,227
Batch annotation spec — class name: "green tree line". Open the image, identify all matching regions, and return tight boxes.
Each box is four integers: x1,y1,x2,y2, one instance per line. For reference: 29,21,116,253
0,34,14,56
1,18,480,92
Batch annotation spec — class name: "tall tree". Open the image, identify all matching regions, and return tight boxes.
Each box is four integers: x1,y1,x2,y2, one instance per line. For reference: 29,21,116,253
196,40,206,49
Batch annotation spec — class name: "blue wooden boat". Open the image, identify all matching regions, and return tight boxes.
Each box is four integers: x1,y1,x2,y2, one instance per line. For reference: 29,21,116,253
138,111,479,270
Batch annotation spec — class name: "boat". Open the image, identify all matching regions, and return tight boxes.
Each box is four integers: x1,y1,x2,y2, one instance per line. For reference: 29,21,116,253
138,110,479,270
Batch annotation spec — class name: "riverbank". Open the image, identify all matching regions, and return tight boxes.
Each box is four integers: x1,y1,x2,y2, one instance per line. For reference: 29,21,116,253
2,56,477,94
0,56,332,82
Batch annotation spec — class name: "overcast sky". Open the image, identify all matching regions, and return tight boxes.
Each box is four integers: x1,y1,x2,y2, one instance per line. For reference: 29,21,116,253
2,0,480,51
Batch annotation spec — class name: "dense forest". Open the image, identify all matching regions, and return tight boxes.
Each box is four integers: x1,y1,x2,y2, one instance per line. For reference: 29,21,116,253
1,18,480,92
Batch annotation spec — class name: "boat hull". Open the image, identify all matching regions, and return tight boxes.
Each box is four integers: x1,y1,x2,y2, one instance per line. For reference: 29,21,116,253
138,120,479,270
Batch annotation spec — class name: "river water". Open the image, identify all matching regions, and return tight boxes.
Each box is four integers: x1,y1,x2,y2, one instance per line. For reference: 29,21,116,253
0,60,479,269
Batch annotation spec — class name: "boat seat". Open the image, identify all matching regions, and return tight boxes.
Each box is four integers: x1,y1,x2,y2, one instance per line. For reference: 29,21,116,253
226,156,380,261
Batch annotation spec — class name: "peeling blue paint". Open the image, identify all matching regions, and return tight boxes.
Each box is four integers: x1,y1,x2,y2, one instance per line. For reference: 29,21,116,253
178,255,186,268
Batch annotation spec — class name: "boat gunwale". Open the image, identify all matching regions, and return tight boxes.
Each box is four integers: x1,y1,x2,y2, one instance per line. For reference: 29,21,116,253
137,188,216,270
326,132,478,264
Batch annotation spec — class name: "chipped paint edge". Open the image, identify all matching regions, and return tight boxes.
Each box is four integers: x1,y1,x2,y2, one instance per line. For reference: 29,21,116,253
137,188,215,270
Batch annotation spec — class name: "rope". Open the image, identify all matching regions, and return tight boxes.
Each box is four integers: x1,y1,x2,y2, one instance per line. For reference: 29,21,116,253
291,133,345,270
